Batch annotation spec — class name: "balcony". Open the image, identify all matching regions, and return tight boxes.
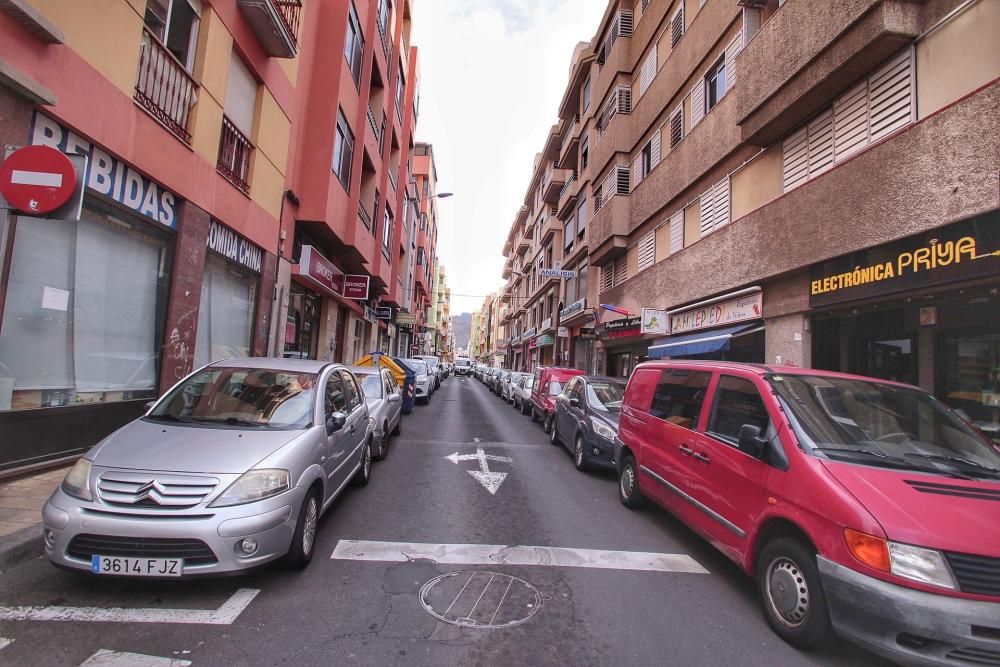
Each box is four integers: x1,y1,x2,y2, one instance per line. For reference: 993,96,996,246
134,27,197,142
358,201,372,230
542,162,569,204
538,210,560,245
588,192,629,267
558,114,581,169
237,0,302,58
736,0,921,146
556,171,580,219
216,115,252,193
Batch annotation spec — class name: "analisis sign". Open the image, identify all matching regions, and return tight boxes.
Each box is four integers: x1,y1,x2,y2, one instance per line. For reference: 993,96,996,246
539,268,576,279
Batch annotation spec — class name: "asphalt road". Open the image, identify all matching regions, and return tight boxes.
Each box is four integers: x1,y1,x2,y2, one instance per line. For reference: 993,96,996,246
0,375,889,666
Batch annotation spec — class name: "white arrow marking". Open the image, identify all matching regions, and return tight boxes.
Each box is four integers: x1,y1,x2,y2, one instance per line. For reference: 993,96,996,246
79,649,191,666
0,638,12,650
10,169,63,187
445,448,513,494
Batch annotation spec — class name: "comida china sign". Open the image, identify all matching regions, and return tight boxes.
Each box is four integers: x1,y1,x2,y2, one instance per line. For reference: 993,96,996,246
670,289,763,335
29,112,178,229
207,220,263,273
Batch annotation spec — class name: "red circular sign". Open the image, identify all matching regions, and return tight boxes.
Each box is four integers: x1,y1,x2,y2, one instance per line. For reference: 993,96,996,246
0,145,77,215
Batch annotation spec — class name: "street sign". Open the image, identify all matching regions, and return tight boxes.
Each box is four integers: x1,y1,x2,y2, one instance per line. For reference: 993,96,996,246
0,145,78,215
376,306,393,320
445,448,513,494
539,268,576,279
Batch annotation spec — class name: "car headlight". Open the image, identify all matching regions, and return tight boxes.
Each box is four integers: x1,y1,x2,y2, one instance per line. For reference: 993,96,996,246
591,417,617,440
62,458,93,501
844,529,956,589
417,374,428,383
210,469,291,507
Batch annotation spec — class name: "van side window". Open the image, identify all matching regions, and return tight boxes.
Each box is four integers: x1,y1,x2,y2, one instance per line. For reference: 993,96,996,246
708,375,771,445
649,370,711,430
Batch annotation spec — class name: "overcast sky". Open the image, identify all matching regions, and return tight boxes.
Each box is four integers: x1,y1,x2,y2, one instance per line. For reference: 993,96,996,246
411,0,606,316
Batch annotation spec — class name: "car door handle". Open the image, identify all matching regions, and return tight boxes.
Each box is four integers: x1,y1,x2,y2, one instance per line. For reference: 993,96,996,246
693,452,711,464
679,444,694,457
349,424,356,434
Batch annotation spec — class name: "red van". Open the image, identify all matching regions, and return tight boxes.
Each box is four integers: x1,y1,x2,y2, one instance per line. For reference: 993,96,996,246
529,366,584,433
615,360,1000,664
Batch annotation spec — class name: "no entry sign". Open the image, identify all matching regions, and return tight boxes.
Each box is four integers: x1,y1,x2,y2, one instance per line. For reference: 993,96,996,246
0,145,78,215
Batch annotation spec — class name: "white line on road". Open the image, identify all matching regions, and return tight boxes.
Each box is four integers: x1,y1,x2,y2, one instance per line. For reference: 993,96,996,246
0,588,259,625
0,637,12,650
79,649,191,666
332,540,708,574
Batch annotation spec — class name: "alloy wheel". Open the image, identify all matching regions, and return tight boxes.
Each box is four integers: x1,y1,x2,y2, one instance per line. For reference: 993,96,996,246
302,496,318,557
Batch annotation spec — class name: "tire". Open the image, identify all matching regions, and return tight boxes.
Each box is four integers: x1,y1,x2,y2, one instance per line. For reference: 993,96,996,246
285,489,320,570
373,424,388,461
417,396,428,405
543,413,553,434
618,454,644,509
351,438,373,487
391,417,401,436
549,418,560,445
757,538,833,650
574,434,589,472
530,405,538,422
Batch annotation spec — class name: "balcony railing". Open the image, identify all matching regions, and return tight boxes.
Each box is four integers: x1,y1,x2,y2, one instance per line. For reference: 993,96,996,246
273,0,302,49
135,27,197,142
237,0,302,57
367,105,381,147
561,114,580,155
559,171,578,202
359,202,372,229
388,169,398,191
217,116,253,193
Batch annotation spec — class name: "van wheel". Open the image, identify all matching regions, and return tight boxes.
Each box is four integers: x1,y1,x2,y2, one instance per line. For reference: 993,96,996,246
543,414,554,434
285,489,320,570
530,406,538,422
757,538,833,650
618,454,644,509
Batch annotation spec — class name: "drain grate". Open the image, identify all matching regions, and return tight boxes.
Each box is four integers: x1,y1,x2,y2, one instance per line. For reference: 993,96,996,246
419,570,542,629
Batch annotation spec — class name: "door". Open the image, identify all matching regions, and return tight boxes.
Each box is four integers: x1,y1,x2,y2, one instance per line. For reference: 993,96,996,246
340,370,368,464
383,370,402,430
334,306,348,363
553,377,577,442
642,369,712,514
689,374,773,561
564,378,587,441
322,370,352,494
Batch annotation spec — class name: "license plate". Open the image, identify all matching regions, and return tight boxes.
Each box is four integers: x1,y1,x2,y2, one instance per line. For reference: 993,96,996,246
91,555,183,577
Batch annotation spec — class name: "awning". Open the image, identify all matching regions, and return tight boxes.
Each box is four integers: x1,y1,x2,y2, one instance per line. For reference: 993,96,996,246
648,324,763,359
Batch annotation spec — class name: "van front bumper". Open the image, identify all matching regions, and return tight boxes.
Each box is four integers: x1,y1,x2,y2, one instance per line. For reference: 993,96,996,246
818,556,1000,666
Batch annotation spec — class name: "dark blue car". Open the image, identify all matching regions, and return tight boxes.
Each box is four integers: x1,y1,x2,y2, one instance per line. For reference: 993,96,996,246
550,375,626,471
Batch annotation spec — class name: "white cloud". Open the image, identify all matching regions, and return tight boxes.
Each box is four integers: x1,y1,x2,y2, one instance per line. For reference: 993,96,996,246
411,0,604,315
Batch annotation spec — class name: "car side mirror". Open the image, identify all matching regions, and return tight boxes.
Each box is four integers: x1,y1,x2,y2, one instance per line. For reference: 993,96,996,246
569,397,580,408
326,412,347,435
737,424,767,459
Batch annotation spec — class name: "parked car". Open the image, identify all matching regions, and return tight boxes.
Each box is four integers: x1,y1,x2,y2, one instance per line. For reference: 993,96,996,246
455,357,471,375
530,366,585,433
490,367,504,392
350,366,402,460
503,372,527,402
43,359,375,577
416,356,443,390
614,360,1000,663
551,375,626,470
513,374,534,414
404,358,433,404
496,370,511,396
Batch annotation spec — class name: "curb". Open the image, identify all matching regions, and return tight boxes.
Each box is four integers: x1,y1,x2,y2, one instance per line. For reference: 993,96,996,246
0,523,43,572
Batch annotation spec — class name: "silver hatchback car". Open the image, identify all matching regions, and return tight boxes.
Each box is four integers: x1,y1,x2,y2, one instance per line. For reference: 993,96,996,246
42,358,375,577
349,366,402,460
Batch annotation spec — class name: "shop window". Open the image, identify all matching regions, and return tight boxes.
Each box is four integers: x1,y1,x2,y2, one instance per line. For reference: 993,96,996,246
194,254,256,367
707,375,771,446
941,333,1000,444
648,370,711,429
0,207,170,411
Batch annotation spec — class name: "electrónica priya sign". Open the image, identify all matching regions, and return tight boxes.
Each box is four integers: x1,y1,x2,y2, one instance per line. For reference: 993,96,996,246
809,213,999,307
29,112,177,228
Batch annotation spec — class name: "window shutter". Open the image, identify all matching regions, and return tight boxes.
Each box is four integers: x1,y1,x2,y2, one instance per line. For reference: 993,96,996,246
669,210,684,254
639,46,657,97
807,108,834,177
614,257,628,285
834,81,868,160
699,186,715,236
714,178,730,228
631,153,644,191
670,4,684,47
669,105,683,148
637,231,655,271
651,126,662,165
869,48,913,142
600,264,614,291
225,52,257,137
724,33,742,94
690,79,705,128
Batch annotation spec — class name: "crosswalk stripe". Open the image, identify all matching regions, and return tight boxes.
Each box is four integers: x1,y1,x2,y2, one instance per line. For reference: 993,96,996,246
79,649,191,666
332,540,708,574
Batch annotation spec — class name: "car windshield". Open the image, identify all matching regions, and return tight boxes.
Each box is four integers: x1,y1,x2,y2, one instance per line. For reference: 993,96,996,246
588,381,626,412
525,377,534,389
148,367,316,430
360,374,383,399
549,381,562,396
769,374,1000,479
457,359,470,367
406,359,428,374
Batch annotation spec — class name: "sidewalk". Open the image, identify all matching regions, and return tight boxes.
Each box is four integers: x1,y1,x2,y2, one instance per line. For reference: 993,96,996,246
0,465,69,570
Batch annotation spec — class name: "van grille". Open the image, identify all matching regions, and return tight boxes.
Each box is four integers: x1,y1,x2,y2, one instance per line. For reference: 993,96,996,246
67,534,217,565
945,552,1000,597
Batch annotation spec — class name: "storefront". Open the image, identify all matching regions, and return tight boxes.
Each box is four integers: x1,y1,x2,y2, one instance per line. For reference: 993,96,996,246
648,288,765,363
288,244,343,360
809,212,999,443
558,298,595,372
600,316,645,378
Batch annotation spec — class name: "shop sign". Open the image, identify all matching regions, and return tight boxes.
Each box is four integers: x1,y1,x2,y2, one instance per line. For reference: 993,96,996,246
376,306,393,320
522,326,537,339
579,327,597,340
396,312,417,324
560,298,586,319
30,112,178,229
207,219,263,272
557,326,570,338
363,305,377,323
540,268,576,279
528,338,538,350
540,317,552,332
344,275,370,300
536,334,555,347
298,245,344,296
604,316,642,339
670,292,762,335
809,214,1000,307
641,308,669,335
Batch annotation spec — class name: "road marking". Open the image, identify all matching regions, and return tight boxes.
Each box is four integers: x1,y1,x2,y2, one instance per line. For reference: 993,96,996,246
10,169,63,187
473,437,480,443
79,649,191,666
445,447,513,494
0,588,259,625
0,637,12,650
332,540,708,574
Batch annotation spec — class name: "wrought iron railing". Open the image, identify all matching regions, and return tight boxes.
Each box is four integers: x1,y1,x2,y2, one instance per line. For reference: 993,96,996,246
135,27,197,142
217,115,253,192
367,105,381,147
272,0,303,49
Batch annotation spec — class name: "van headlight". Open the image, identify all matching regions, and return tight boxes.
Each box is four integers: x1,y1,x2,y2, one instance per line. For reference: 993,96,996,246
888,542,957,589
210,469,290,507
62,459,93,501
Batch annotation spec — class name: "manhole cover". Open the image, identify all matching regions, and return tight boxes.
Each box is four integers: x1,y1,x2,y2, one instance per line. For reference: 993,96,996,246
419,570,542,628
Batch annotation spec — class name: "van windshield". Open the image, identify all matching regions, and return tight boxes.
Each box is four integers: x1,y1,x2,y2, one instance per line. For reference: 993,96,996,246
769,374,1000,479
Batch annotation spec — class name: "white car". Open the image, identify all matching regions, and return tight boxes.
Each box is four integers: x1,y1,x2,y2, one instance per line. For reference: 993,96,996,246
403,358,433,404
513,374,534,413
503,372,527,402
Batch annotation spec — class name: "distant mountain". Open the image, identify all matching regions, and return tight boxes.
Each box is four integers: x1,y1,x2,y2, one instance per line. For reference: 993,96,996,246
451,313,472,354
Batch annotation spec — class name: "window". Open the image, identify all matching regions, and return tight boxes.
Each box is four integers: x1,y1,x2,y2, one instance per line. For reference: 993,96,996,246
195,254,255,367
580,136,589,169
333,110,354,190
582,75,591,112
344,1,364,87
706,57,726,111
325,372,347,415
638,46,657,97
669,210,684,254
382,206,393,251
576,198,587,238
670,3,684,48
669,105,683,148
577,260,588,300
218,52,257,191
341,370,363,411
637,230,655,271
143,0,200,70
395,63,406,116
641,142,652,177
648,370,711,429
707,375,771,445
699,177,730,236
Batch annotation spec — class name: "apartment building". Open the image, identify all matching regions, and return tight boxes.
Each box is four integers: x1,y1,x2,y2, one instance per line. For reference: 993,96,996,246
499,0,999,433
277,0,421,366
0,0,306,473
410,140,444,354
